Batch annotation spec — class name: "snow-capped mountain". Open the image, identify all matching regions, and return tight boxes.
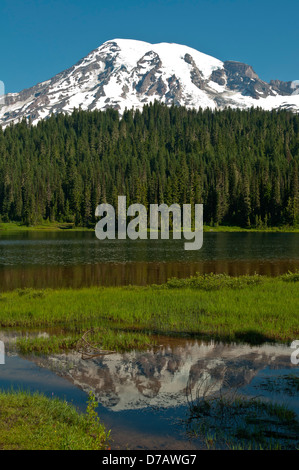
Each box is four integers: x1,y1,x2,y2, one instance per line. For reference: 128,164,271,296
1,38,299,127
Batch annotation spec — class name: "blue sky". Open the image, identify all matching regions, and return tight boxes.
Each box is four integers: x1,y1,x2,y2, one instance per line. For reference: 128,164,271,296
1,0,298,93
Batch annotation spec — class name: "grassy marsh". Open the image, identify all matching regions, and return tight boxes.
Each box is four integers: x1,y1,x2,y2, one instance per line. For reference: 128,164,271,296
186,394,299,450
185,371,299,450
0,273,298,354
0,390,110,450
0,221,298,233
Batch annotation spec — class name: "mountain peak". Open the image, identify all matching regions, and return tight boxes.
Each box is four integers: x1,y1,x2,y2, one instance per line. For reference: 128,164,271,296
0,39,298,127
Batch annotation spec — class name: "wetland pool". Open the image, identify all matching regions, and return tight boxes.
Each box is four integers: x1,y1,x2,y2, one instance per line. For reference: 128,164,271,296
0,336,298,450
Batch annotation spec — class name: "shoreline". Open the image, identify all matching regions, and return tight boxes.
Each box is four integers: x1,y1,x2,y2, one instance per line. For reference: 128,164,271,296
0,222,298,233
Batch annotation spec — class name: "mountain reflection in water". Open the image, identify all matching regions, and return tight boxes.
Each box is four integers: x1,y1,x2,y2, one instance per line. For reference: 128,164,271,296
1,336,298,450
30,338,298,413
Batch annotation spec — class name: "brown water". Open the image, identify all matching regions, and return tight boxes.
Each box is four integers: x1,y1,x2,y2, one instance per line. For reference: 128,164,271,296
0,231,298,290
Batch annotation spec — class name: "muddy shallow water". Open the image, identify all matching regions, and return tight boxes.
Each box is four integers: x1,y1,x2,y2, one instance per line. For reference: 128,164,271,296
0,336,298,450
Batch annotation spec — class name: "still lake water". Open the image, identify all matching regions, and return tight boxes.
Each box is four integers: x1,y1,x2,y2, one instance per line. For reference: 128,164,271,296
0,231,298,290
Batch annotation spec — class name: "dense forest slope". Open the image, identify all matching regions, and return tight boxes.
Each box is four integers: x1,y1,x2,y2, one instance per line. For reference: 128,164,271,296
0,103,298,228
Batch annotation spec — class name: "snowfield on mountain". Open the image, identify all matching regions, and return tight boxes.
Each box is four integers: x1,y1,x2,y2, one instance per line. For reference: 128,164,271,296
0,38,299,127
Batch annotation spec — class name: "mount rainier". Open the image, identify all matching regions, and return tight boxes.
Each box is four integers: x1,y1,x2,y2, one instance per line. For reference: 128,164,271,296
1,38,299,126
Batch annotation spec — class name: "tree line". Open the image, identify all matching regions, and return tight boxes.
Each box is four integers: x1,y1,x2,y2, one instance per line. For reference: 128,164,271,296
0,102,298,228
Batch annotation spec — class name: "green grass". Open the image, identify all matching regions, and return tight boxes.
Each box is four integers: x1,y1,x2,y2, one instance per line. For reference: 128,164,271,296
15,329,153,355
0,221,93,232
0,273,298,354
0,390,110,450
203,224,299,233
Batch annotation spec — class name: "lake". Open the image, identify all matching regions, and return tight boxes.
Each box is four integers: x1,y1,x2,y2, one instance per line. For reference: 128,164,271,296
0,334,298,450
0,231,298,290
0,230,298,449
